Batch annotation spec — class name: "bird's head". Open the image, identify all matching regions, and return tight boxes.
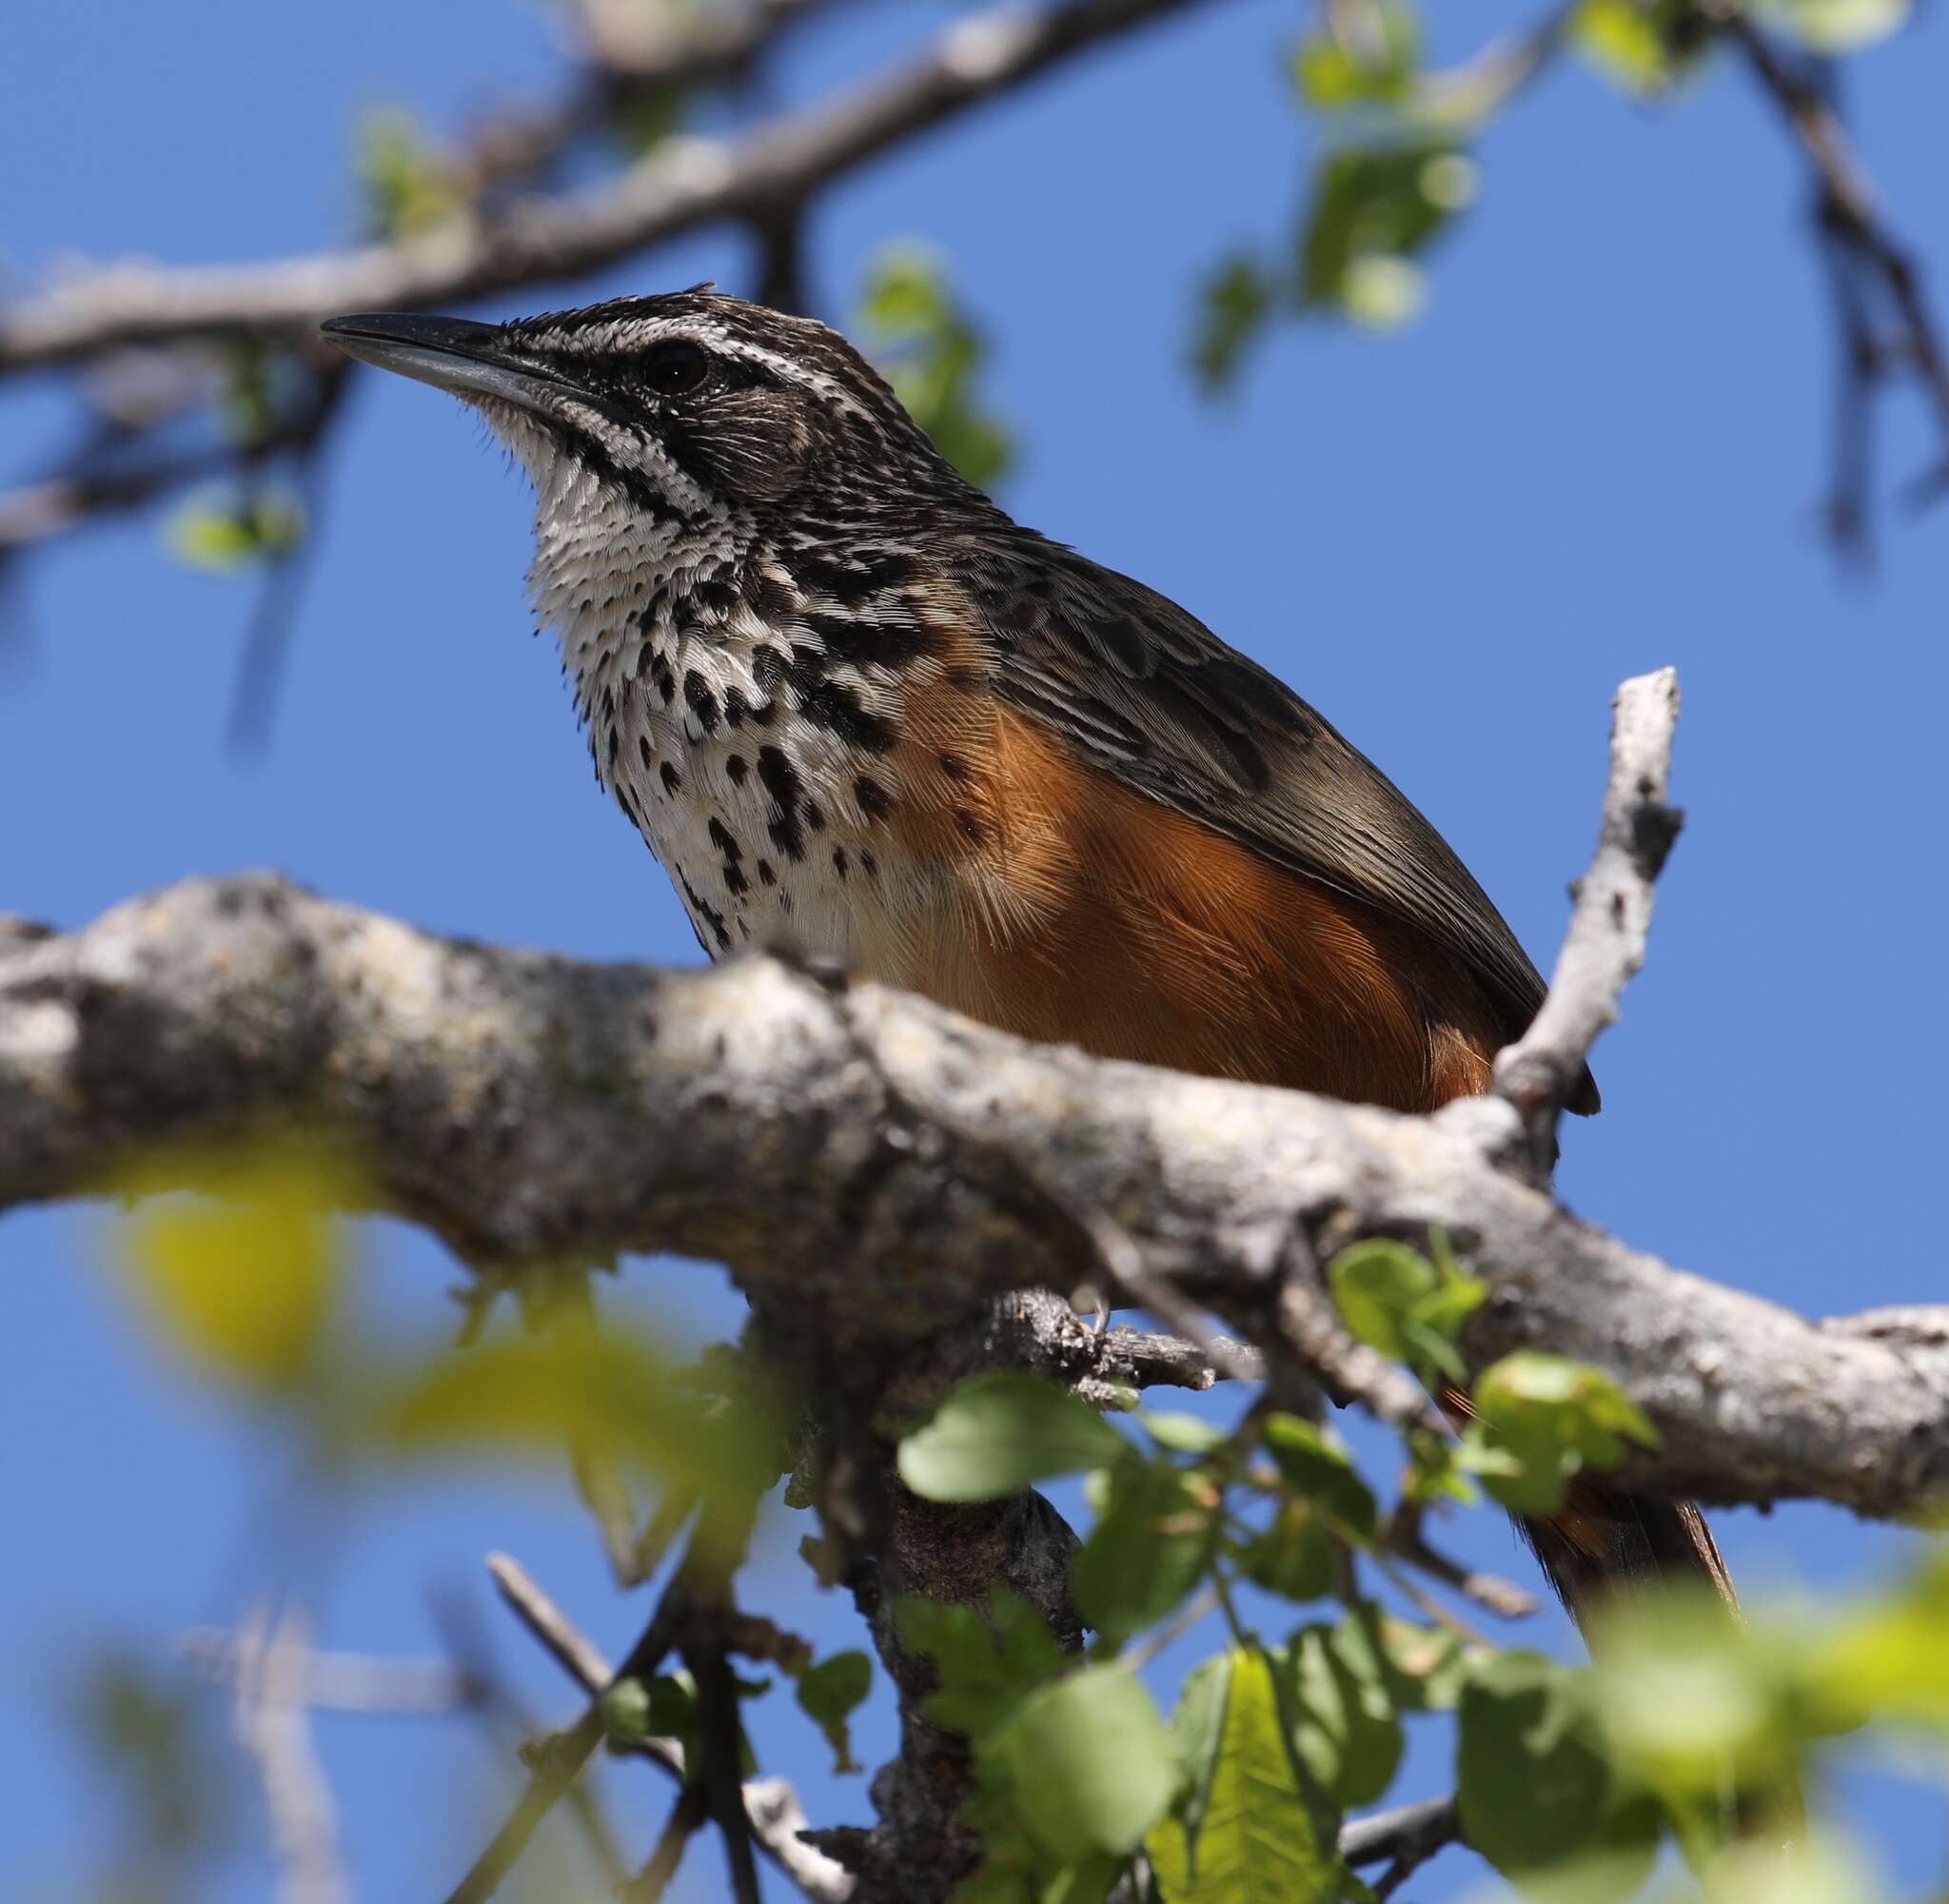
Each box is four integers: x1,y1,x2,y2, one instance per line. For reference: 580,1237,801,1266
320,288,973,539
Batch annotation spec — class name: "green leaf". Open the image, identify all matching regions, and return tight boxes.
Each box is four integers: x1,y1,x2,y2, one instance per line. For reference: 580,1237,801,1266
165,487,307,575
1325,1240,1436,1363
897,1589,1067,1741
1591,1591,1811,1811
857,244,1014,489
1283,1613,1403,1808
113,1143,351,1396
986,1667,1179,1860
898,1373,1132,1503
1457,1651,1609,1879
376,1322,777,1554
797,1650,873,1775
1237,1500,1338,1603
1263,1417,1378,1543
1371,1615,1468,1713
1290,2,1421,108
1168,1652,1234,1865
1142,1411,1232,1455
1191,255,1276,392
1148,1647,1345,1901
1298,146,1472,324
1073,1460,1220,1648
1468,1353,1659,1516
1571,0,1713,96
354,105,463,238
600,1677,655,1743
1757,0,1909,53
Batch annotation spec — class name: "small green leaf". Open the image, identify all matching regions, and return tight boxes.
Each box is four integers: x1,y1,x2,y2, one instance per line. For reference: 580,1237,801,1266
600,1677,654,1743
898,1373,1132,1503
113,1143,351,1397
1147,1647,1345,1901
1263,1417,1378,1543
1073,1461,1220,1648
355,105,463,238
1283,1612,1403,1807
797,1649,873,1775
1468,1353,1659,1515
1457,1651,1609,1878
1571,0,1713,95
987,1667,1179,1860
857,244,1014,488
1290,2,1421,108
1141,1410,1232,1455
1298,145,1471,322
897,1589,1067,1741
1326,1240,1437,1363
1237,1500,1338,1603
1191,255,1276,392
1168,1652,1233,1865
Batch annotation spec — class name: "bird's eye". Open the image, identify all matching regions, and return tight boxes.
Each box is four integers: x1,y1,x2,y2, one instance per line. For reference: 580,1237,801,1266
642,341,709,398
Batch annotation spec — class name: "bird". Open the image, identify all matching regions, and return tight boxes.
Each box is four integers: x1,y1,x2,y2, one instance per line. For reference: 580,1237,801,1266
320,287,1732,1634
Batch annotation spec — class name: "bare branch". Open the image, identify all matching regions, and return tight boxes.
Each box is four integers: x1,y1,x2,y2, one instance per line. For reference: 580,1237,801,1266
1494,667,1681,1156
486,1554,854,1901
183,1628,475,1714
1381,1502,1538,1622
227,1604,349,1904
0,0,1213,375
1703,4,1949,531
1339,1794,1462,1875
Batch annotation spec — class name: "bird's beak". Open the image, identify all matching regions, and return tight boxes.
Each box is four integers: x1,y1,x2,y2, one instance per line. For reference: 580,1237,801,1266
319,312,570,418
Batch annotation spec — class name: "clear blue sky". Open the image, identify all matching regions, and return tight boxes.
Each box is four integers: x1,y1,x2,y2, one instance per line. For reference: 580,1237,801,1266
4,2,1946,1898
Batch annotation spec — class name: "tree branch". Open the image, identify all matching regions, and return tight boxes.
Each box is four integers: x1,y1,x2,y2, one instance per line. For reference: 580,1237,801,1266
1493,667,1681,1157
0,0,1213,375
4,676,1947,1518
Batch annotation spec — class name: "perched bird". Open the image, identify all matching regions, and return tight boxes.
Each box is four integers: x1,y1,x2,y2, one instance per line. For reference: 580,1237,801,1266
321,289,1729,1629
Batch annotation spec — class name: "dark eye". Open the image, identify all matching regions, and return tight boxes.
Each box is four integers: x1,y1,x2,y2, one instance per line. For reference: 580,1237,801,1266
643,341,709,398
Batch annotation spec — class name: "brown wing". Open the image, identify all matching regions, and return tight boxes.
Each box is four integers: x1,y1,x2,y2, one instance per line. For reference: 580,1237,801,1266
950,534,1598,1112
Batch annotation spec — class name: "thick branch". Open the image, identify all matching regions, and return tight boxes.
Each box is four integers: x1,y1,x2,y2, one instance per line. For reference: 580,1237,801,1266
3,865,1946,1517
0,0,1210,374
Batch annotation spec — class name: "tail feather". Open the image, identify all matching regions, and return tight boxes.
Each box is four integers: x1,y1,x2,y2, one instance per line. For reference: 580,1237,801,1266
1524,1482,1738,1633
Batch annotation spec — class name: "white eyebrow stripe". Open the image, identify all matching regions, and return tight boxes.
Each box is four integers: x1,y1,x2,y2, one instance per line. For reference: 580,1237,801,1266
518,314,877,422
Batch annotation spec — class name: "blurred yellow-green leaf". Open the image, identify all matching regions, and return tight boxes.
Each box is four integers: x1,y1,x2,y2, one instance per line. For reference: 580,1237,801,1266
1147,1645,1344,1900
857,244,1014,490
164,486,307,574
375,1320,778,1521
355,105,464,238
1572,0,1714,97
113,1144,351,1396
1290,1,1421,109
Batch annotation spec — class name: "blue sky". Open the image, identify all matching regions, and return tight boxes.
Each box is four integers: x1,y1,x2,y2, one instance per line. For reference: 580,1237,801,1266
4,2,1947,1898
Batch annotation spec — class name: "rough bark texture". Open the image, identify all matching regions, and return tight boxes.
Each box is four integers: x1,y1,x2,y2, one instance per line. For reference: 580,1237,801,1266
3,866,1946,1519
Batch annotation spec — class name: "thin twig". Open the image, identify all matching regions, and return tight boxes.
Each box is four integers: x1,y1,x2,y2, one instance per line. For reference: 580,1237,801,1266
0,0,1215,373
228,1604,350,1904
183,1628,475,1713
1492,667,1682,1162
1705,2,1949,524
1382,1502,1537,1621
442,1568,693,1904
623,1786,711,1902
487,1551,616,1693
688,1635,762,1904
484,1555,852,1900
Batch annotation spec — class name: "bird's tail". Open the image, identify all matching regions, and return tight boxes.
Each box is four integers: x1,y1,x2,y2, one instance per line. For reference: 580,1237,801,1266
1522,1482,1735,1630
1524,1484,1807,1846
